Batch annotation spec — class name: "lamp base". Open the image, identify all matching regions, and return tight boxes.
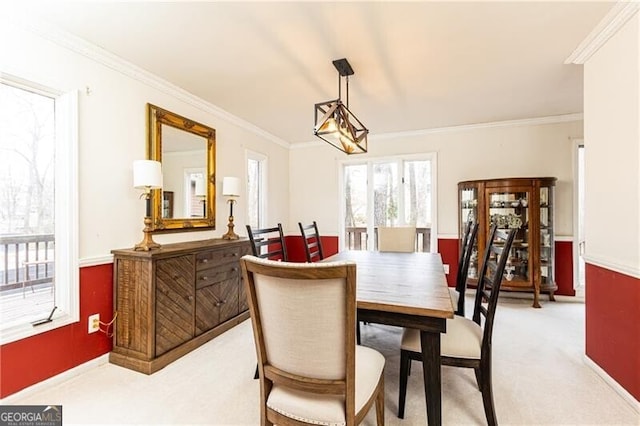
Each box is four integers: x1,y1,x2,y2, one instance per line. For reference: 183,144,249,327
222,216,239,240
134,217,161,251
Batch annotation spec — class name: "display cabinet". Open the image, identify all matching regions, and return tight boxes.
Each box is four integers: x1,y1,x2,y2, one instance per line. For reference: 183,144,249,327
458,177,557,308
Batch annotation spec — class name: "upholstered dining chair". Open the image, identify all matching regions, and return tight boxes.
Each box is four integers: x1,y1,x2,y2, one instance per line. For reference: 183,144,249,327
246,224,290,379
246,224,288,261
240,255,386,426
450,221,480,316
377,226,416,253
298,221,324,262
397,225,517,426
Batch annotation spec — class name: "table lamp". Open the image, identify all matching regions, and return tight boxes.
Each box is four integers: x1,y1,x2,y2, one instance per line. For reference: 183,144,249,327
133,160,162,251
221,176,240,240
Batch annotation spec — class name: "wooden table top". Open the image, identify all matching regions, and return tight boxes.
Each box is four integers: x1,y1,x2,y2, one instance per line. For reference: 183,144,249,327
325,251,455,319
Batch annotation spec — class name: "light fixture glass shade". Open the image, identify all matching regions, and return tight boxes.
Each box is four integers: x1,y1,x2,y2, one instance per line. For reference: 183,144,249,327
133,160,162,189
222,176,240,197
314,100,368,154
194,174,207,197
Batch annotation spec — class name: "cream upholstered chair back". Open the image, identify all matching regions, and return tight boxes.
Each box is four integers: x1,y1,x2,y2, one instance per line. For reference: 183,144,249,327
251,261,349,379
240,255,385,426
377,226,417,253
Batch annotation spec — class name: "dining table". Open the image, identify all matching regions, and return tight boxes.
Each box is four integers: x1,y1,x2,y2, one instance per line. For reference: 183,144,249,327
324,250,454,426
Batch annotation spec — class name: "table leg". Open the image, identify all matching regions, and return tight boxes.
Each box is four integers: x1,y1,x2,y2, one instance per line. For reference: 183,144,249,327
420,329,441,426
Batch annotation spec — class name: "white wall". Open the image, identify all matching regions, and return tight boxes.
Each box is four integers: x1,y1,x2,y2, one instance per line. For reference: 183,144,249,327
584,13,640,273
1,20,290,261
290,120,582,237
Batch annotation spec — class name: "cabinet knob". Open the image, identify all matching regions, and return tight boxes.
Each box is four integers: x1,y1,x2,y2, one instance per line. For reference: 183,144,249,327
200,276,208,281
201,259,209,263
232,267,238,272
187,295,194,301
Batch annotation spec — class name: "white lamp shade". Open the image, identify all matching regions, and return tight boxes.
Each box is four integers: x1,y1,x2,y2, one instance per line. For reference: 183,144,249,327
222,176,240,197
133,160,163,189
194,174,207,197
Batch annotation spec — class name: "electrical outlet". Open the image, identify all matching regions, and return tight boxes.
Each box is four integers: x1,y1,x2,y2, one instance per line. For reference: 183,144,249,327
88,313,100,333
443,264,450,274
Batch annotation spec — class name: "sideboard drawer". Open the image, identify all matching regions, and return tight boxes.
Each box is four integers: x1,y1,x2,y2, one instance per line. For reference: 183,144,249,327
196,246,244,269
196,264,239,289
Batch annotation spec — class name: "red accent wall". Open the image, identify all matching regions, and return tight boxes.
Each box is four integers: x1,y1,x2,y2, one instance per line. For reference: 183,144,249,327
585,263,640,401
554,241,575,296
0,263,113,398
438,238,575,294
285,235,339,262
437,238,459,286
0,238,579,399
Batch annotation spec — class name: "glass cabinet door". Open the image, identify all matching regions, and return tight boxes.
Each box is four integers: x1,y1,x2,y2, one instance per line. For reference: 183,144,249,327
459,186,479,278
539,185,554,286
486,189,530,284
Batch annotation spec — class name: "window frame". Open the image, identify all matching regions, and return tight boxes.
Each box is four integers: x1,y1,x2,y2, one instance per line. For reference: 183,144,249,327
245,150,267,229
339,152,438,252
0,75,79,345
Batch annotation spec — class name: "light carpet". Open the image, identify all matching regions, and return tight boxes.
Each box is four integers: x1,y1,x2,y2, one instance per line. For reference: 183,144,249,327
6,295,639,425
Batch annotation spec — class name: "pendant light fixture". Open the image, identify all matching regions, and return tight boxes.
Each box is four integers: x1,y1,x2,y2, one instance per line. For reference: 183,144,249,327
314,58,368,154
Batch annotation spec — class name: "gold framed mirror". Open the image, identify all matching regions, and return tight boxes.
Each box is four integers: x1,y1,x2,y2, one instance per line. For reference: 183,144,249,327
147,104,216,232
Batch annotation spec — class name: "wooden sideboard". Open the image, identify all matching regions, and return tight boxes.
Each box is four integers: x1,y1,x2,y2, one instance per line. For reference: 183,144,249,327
110,238,251,374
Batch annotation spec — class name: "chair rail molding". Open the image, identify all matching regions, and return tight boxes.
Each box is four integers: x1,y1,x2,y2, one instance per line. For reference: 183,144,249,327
583,254,640,280
79,255,114,268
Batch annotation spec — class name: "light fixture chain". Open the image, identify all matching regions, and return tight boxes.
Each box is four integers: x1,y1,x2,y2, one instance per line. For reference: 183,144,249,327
346,75,349,109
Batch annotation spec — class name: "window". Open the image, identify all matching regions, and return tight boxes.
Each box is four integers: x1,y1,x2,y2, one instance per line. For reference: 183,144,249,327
0,76,78,344
184,169,206,218
342,154,436,252
246,151,266,229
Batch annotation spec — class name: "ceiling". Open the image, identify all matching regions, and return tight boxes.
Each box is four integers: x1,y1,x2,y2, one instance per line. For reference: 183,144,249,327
22,1,614,145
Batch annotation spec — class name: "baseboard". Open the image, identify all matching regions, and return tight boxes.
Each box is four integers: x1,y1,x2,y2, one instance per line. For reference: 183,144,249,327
0,354,109,404
584,355,640,414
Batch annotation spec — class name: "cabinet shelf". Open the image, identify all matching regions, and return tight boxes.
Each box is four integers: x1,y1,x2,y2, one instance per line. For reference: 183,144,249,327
459,177,557,308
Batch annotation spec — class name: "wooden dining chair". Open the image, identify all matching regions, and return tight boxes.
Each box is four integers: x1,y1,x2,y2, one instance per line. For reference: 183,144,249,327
246,224,288,261
377,226,416,252
397,225,517,426
298,221,324,262
450,220,480,316
240,255,385,426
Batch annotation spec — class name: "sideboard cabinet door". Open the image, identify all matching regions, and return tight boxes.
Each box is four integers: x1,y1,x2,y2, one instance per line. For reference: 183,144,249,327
155,255,195,356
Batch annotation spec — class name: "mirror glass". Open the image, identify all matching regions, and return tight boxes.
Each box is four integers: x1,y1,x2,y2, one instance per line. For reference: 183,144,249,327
147,104,216,232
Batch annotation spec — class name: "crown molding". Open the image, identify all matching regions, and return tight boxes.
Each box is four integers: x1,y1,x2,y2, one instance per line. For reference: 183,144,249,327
565,1,640,64
291,112,584,150
9,11,589,153
373,113,584,140
13,13,290,150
